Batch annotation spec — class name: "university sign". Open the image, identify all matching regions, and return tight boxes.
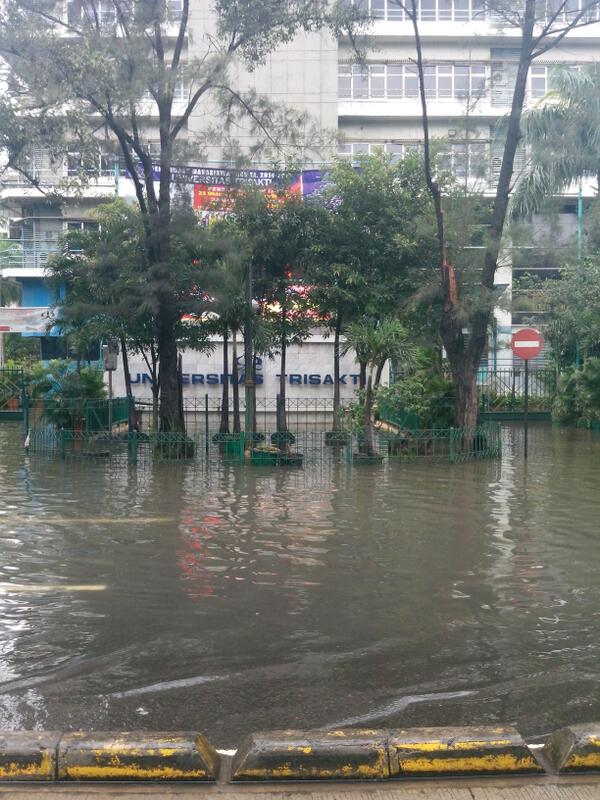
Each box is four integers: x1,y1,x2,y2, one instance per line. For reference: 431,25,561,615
112,340,373,400
130,371,362,387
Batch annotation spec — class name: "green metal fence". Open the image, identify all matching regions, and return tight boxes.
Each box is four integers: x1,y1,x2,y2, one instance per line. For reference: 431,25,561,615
478,367,556,419
25,423,501,467
0,368,26,421
29,396,131,432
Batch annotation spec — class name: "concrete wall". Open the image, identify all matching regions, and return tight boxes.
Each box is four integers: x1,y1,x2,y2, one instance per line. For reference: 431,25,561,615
111,334,377,401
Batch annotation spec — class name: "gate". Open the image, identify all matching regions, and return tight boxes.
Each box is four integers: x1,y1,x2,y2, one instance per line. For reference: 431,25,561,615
478,367,556,420
0,368,26,422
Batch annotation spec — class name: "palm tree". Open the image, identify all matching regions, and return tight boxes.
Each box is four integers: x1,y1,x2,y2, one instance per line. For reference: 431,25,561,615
511,65,600,218
343,319,418,457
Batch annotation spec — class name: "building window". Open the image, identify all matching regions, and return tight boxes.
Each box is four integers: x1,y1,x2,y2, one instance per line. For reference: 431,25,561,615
438,141,488,180
529,65,547,98
338,62,487,101
168,0,183,22
66,150,115,178
337,141,422,163
344,0,485,21
67,220,99,232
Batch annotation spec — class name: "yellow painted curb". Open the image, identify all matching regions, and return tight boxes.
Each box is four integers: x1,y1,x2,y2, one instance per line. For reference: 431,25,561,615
389,726,543,777
544,724,600,772
231,729,391,780
0,732,60,781
57,731,219,781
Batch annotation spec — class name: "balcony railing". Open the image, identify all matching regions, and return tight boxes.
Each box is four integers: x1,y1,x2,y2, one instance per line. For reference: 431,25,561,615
0,240,60,270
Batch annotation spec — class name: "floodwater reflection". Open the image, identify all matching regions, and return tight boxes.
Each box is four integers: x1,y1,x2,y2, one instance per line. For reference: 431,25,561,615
0,422,598,745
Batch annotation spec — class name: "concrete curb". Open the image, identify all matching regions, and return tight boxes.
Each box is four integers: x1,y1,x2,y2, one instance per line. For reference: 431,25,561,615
0,732,60,781
543,724,600,773
231,729,390,781
57,732,220,782
389,726,542,777
0,724,596,782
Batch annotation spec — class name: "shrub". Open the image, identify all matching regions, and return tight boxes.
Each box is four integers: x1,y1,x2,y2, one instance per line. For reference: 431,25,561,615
30,360,106,428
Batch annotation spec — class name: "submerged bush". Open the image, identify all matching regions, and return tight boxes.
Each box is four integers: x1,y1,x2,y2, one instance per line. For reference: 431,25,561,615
552,357,600,426
30,360,106,428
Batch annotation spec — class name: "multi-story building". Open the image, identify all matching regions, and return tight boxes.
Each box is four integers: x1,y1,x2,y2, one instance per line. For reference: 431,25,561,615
0,0,597,366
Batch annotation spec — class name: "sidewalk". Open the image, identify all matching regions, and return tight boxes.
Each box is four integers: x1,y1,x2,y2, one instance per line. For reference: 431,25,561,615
2,776,600,800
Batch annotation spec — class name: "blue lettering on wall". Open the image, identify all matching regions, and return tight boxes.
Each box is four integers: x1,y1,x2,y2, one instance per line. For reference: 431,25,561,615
309,374,321,385
289,374,302,385
192,374,204,384
181,373,190,385
206,374,219,385
323,374,333,385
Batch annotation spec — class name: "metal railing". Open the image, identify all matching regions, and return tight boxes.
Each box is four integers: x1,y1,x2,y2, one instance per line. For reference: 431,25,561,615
0,240,60,270
24,423,501,467
478,367,556,415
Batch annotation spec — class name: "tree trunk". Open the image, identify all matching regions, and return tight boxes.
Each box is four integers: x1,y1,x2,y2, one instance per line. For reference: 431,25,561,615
358,361,367,405
361,373,375,456
277,328,287,435
151,346,159,434
157,307,184,433
119,335,135,431
451,362,479,430
232,328,241,434
252,354,258,434
332,317,341,431
220,328,230,434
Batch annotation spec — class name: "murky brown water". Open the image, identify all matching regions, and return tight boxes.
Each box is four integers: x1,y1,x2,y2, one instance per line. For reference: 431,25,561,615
0,422,599,746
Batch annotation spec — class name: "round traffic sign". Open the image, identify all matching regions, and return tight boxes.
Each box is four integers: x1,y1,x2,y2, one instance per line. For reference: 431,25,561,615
511,327,544,360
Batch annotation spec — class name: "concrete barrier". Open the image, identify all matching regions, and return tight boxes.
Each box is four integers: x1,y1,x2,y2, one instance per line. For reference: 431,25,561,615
388,726,543,777
543,724,600,772
57,732,220,781
231,729,391,780
0,732,59,781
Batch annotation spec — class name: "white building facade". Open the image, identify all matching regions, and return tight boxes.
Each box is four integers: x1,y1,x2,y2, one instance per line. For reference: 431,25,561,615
0,0,597,371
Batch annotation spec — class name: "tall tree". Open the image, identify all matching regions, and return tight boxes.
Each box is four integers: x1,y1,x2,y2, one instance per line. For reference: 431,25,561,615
512,64,600,217
403,0,600,427
48,200,213,431
0,0,366,433
305,152,436,426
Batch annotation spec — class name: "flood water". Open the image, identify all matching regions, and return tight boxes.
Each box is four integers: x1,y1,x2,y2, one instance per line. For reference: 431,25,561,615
0,421,599,746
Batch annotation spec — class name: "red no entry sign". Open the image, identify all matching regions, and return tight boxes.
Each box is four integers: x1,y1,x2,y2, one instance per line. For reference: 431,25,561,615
511,328,544,361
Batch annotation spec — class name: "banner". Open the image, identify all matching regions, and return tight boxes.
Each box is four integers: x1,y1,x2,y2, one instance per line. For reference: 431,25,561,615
0,307,54,333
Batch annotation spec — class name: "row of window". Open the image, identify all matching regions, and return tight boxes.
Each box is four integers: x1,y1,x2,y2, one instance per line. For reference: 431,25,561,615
338,140,489,180
339,63,549,101
343,0,600,23
65,0,184,27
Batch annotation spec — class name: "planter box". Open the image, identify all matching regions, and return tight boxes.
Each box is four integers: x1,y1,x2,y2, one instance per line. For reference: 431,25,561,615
212,433,243,459
352,452,384,465
250,448,303,467
324,430,351,446
270,431,296,447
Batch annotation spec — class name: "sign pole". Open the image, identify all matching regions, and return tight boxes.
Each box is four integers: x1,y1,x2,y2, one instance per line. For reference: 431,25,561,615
510,327,543,462
524,359,529,460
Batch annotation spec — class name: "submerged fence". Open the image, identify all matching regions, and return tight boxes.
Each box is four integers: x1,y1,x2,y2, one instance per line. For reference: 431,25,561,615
478,367,556,416
25,422,501,467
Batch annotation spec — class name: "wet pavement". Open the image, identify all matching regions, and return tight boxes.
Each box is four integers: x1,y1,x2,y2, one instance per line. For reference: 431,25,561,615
0,423,599,747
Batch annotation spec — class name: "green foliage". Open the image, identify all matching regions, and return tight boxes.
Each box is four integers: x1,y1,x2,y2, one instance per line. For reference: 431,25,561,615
48,199,213,356
552,358,600,426
342,317,418,375
29,360,105,428
376,372,455,428
305,152,438,332
512,65,600,219
519,259,600,368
